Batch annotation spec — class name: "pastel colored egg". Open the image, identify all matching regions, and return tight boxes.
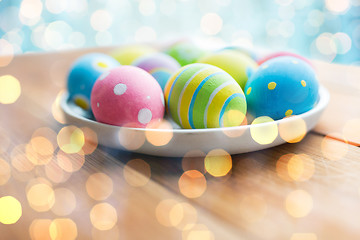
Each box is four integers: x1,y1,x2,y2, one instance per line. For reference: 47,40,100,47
67,53,120,111
164,63,247,129
91,66,165,128
244,56,319,120
197,50,258,90
133,53,181,90
165,42,206,66
220,46,261,62
110,45,156,65
257,51,313,67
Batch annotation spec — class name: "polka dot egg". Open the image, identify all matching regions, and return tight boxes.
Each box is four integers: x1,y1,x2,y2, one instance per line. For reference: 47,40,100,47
133,52,181,91
245,56,319,120
67,53,120,111
164,63,247,129
91,66,165,127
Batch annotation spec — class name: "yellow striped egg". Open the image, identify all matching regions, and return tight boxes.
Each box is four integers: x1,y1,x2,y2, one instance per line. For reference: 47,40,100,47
164,63,247,129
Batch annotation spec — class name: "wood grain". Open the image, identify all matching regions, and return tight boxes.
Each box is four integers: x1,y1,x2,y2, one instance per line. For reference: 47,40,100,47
0,49,360,240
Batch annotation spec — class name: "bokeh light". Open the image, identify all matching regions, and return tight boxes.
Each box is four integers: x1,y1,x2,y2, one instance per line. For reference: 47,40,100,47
27,136,54,165
178,170,207,198
0,157,11,185
145,120,173,146
222,115,247,138
182,224,214,240
32,127,57,146
57,126,85,154
1,2,359,240
204,149,232,177
0,75,21,104
118,127,145,151
49,218,78,240
279,117,307,143
277,154,315,182
285,190,313,218
123,159,151,187
56,150,85,172
250,116,278,145
321,134,349,161
52,90,66,124
29,219,52,240
90,203,118,231
26,183,55,212
332,32,352,54
0,0,358,64
86,172,114,201
51,188,76,216
170,202,198,230
45,159,71,183
44,21,73,50
0,196,22,224
25,143,52,166
325,0,350,13
91,10,113,32
80,127,98,155
200,13,223,35
155,199,179,227
19,0,43,26
287,154,315,181
26,177,52,191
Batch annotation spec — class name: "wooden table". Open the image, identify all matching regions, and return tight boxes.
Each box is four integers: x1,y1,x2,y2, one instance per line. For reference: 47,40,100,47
0,48,359,240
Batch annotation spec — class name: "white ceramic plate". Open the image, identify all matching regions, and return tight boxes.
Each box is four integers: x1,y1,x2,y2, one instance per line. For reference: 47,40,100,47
60,86,329,157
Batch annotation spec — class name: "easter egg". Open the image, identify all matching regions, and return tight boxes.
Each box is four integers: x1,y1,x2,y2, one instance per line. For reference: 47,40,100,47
244,56,319,120
110,45,156,65
67,53,120,111
197,50,258,90
164,63,247,129
220,46,261,62
91,66,165,127
133,53,181,90
165,42,206,66
257,51,313,67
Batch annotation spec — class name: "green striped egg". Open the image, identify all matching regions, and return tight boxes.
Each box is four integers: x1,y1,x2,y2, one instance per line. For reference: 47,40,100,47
164,63,247,129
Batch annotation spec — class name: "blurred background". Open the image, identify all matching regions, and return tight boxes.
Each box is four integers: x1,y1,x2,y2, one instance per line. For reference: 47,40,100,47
0,0,359,64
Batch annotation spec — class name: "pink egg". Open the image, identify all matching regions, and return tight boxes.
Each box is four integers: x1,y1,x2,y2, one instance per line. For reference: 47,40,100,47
91,66,165,128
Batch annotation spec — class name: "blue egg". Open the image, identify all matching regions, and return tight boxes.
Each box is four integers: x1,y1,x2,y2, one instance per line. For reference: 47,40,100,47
244,56,319,120
67,53,120,110
150,69,173,91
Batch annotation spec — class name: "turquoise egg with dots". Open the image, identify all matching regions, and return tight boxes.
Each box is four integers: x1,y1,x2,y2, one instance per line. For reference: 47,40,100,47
67,53,120,111
244,56,319,120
